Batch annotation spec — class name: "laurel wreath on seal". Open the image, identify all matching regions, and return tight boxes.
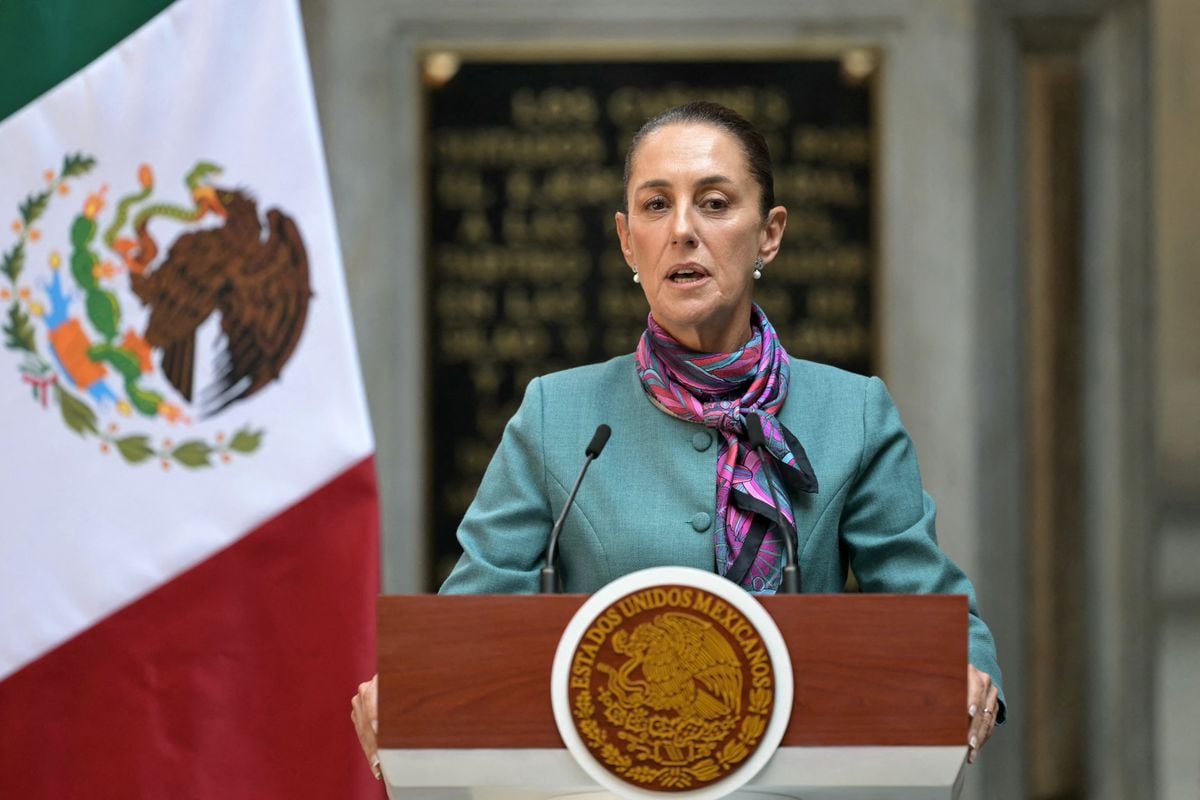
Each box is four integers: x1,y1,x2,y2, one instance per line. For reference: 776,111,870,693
572,683,774,789
1,154,262,469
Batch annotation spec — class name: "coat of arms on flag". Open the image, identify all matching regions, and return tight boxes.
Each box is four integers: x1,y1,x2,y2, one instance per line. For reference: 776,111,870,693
3,152,313,468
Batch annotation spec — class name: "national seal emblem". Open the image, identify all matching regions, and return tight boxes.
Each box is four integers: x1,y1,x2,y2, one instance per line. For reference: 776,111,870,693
1,154,312,469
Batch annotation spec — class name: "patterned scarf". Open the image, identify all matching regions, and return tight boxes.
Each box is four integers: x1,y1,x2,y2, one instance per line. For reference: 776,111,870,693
635,305,819,593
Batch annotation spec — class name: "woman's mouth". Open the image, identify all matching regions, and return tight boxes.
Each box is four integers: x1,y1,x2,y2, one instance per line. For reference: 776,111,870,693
669,265,708,284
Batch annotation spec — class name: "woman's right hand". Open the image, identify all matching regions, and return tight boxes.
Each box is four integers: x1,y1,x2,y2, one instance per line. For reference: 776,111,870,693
351,674,381,779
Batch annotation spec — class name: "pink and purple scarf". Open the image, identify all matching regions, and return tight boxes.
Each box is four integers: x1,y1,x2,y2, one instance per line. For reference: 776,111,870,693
635,305,818,592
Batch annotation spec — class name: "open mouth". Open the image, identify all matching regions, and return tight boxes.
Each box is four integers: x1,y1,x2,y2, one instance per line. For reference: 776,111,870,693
669,265,707,284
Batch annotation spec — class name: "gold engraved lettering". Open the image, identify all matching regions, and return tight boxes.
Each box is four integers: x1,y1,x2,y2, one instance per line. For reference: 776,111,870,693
506,170,534,207
471,363,501,396
502,168,624,210
775,165,863,207
787,322,871,361
806,286,859,318
779,209,837,243
503,286,584,322
502,210,584,244
440,327,486,362
768,246,869,280
762,89,790,125
599,251,633,278
437,286,496,321
753,292,793,321
436,170,492,208
533,287,583,318
512,86,600,128
606,86,787,129
600,287,648,320
490,325,550,360
792,125,871,164
455,210,493,244
438,246,591,282
435,128,605,166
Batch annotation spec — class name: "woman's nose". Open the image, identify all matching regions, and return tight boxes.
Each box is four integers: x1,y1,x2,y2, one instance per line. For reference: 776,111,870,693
670,206,698,247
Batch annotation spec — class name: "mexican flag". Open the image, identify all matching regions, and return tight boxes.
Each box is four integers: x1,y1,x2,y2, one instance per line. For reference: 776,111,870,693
0,1,382,797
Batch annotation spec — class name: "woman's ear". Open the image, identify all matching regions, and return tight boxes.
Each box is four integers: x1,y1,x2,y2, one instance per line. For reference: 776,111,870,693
615,211,636,268
758,205,788,264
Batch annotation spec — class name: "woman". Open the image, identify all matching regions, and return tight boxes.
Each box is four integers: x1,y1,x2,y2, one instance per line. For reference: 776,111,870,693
352,101,1004,775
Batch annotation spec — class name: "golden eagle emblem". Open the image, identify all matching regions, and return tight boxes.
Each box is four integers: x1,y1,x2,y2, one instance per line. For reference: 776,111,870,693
602,612,742,731
126,185,311,416
567,588,776,792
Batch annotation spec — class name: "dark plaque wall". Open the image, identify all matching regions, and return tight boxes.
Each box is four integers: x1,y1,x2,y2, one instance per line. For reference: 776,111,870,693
426,58,875,582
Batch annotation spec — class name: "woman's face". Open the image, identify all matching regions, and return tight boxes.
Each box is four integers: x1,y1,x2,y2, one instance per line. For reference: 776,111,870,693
615,122,787,353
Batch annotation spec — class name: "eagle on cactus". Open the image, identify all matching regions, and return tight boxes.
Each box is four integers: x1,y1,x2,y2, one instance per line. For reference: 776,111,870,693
1,154,311,468
114,164,312,416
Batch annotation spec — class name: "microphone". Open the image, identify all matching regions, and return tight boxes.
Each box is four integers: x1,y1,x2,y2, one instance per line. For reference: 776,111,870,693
744,413,801,594
540,424,611,593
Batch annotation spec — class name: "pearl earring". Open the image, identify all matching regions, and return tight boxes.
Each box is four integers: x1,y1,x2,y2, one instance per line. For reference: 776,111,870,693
632,269,640,284
753,257,764,280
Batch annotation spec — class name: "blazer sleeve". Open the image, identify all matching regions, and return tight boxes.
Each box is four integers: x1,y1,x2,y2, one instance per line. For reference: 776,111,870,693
840,376,1007,722
439,377,552,595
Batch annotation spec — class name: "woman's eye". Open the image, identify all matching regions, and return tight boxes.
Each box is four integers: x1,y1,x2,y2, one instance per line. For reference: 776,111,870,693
645,198,667,211
702,197,728,211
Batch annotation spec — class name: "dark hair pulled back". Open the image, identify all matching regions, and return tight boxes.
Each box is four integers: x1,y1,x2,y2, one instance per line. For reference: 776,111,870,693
622,101,776,218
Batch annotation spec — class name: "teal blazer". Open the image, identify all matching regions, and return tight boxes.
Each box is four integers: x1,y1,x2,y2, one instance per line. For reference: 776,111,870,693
441,355,1005,716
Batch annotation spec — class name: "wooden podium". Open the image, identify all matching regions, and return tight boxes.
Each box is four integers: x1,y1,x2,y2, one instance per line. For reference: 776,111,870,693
377,593,969,799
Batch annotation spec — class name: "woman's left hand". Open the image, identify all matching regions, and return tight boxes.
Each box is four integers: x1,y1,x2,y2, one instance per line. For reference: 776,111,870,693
350,674,382,779
966,664,999,764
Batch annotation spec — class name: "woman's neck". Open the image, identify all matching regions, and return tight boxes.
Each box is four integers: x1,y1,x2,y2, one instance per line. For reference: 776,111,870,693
654,312,753,354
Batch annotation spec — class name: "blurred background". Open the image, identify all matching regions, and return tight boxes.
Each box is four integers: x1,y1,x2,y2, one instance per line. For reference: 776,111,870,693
298,1,1197,798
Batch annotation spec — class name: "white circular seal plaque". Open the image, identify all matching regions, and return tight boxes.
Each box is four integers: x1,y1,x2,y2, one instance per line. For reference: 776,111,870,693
551,566,793,800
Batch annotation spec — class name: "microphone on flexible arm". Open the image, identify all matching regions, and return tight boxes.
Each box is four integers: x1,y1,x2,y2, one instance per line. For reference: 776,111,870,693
744,413,801,594
540,424,611,594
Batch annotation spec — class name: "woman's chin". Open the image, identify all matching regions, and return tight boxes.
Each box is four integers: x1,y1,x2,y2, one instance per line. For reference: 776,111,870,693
651,302,753,352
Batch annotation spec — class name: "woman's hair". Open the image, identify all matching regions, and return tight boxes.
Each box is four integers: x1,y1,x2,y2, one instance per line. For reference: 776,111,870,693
622,100,776,218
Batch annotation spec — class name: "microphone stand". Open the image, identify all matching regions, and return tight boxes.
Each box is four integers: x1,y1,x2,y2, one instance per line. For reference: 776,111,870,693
540,424,610,593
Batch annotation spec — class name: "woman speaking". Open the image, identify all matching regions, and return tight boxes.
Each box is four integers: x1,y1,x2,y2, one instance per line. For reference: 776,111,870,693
353,101,1004,772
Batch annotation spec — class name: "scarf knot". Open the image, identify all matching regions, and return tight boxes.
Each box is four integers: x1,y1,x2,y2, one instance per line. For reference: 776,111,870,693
710,403,744,435
635,305,818,593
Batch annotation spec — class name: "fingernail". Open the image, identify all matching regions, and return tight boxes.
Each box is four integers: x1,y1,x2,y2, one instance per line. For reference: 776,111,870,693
969,704,977,717
970,735,978,749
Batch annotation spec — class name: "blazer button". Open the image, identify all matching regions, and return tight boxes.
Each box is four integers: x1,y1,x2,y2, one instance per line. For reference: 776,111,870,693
691,512,712,532
691,431,712,451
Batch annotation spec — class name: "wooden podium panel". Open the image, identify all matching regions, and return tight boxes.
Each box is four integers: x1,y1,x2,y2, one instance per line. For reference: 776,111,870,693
377,594,966,750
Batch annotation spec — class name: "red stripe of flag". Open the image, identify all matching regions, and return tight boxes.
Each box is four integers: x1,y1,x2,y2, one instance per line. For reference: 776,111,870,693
0,456,385,799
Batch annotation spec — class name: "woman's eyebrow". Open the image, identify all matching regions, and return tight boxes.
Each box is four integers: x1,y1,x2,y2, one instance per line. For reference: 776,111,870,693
635,174,735,192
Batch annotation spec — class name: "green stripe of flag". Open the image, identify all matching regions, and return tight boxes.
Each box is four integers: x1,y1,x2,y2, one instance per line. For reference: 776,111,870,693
0,0,176,122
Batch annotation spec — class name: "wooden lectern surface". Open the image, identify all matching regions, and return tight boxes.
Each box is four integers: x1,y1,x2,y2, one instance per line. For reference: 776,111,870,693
377,594,965,750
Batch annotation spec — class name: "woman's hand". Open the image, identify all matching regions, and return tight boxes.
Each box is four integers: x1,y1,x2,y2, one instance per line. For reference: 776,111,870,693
350,674,382,779
966,664,1000,764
